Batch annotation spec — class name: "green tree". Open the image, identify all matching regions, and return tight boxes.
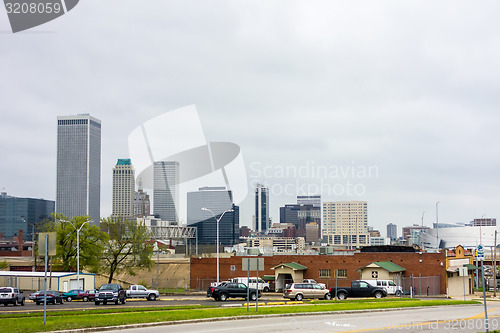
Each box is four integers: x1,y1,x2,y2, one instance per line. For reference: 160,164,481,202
0,259,8,270
44,213,108,272
100,216,153,283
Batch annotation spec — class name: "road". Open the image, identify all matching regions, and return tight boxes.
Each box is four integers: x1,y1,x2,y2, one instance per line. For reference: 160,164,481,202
0,294,291,312
103,304,499,333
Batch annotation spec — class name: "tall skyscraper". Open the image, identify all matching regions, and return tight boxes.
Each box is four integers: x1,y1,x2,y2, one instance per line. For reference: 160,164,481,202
112,159,135,219
255,184,269,233
187,187,239,245
322,201,369,249
56,114,101,224
153,161,179,222
0,192,54,241
387,223,398,241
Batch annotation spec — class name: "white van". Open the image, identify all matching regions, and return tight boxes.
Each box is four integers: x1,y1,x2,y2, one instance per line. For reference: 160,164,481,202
230,277,270,292
364,280,403,296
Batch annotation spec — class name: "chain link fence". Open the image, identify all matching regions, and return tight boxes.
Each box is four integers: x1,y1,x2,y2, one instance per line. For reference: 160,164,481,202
400,275,441,296
150,278,190,293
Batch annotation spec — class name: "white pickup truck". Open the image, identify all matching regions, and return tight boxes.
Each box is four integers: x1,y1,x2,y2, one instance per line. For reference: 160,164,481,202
125,285,160,301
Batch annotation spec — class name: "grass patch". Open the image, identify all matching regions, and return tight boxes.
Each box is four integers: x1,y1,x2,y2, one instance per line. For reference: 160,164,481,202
1,299,479,333
0,305,214,319
159,288,186,294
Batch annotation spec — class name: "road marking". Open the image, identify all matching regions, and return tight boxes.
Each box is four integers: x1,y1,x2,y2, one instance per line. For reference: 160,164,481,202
333,307,500,332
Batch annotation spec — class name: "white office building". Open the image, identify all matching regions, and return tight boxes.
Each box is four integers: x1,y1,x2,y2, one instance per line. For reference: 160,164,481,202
56,114,101,224
112,159,135,219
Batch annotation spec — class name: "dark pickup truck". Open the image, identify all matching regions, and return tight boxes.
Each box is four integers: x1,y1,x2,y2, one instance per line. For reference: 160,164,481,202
329,280,387,300
95,284,127,305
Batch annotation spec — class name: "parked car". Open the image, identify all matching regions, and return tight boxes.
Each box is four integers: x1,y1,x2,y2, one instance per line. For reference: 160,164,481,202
207,282,228,298
364,280,403,296
0,287,25,306
35,290,64,305
229,277,271,292
63,289,85,302
126,285,160,301
29,291,40,301
283,283,331,301
95,284,126,305
329,280,387,300
211,282,261,302
302,279,326,289
77,289,97,302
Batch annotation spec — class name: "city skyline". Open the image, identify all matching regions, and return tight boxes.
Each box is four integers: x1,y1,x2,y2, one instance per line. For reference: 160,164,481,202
2,2,500,234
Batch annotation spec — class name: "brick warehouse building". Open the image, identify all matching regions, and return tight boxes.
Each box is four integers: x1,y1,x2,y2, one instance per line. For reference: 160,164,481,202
191,250,447,294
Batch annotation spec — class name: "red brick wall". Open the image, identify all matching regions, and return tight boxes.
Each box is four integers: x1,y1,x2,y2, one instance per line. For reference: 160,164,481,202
191,252,447,293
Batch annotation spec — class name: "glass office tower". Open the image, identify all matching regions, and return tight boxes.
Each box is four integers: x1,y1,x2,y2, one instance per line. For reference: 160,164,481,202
56,114,101,225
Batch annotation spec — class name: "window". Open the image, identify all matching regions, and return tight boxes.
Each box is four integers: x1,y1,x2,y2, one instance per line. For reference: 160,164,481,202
334,235,341,244
319,269,331,278
335,269,347,278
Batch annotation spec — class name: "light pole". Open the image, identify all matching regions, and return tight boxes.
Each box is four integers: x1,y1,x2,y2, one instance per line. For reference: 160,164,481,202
421,211,425,251
201,207,234,284
436,202,439,248
60,219,90,289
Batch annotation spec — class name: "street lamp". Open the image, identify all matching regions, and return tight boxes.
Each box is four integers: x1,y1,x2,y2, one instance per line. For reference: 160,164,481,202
60,219,90,289
201,207,234,284
436,202,440,248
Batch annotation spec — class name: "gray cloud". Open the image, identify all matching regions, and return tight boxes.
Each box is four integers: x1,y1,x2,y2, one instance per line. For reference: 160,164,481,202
1,1,500,235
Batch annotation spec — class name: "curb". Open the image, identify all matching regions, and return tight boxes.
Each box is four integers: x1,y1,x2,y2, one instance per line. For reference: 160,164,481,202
49,304,480,333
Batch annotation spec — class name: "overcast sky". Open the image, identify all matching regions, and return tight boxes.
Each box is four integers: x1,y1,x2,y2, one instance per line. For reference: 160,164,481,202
1,1,500,237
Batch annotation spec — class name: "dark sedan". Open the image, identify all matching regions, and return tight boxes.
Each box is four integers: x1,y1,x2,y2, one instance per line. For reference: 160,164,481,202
35,290,64,305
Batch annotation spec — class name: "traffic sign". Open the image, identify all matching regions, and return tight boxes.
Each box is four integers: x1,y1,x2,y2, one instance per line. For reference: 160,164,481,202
477,245,485,261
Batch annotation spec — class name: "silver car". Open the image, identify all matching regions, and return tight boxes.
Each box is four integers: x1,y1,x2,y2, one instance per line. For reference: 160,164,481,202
0,287,25,306
283,283,331,301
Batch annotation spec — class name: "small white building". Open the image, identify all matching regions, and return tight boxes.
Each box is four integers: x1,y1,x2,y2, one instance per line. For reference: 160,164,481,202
0,271,95,292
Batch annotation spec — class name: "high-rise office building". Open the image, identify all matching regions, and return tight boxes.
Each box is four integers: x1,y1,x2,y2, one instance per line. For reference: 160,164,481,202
472,218,496,227
112,159,135,219
56,114,101,224
0,192,54,241
153,161,179,222
279,204,320,238
255,184,269,233
297,194,321,208
133,178,150,218
322,201,369,249
187,187,239,245
387,223,398,241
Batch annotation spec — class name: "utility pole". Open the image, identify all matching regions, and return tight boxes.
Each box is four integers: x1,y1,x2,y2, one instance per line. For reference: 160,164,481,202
436,202,439,248
494,230,497,298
